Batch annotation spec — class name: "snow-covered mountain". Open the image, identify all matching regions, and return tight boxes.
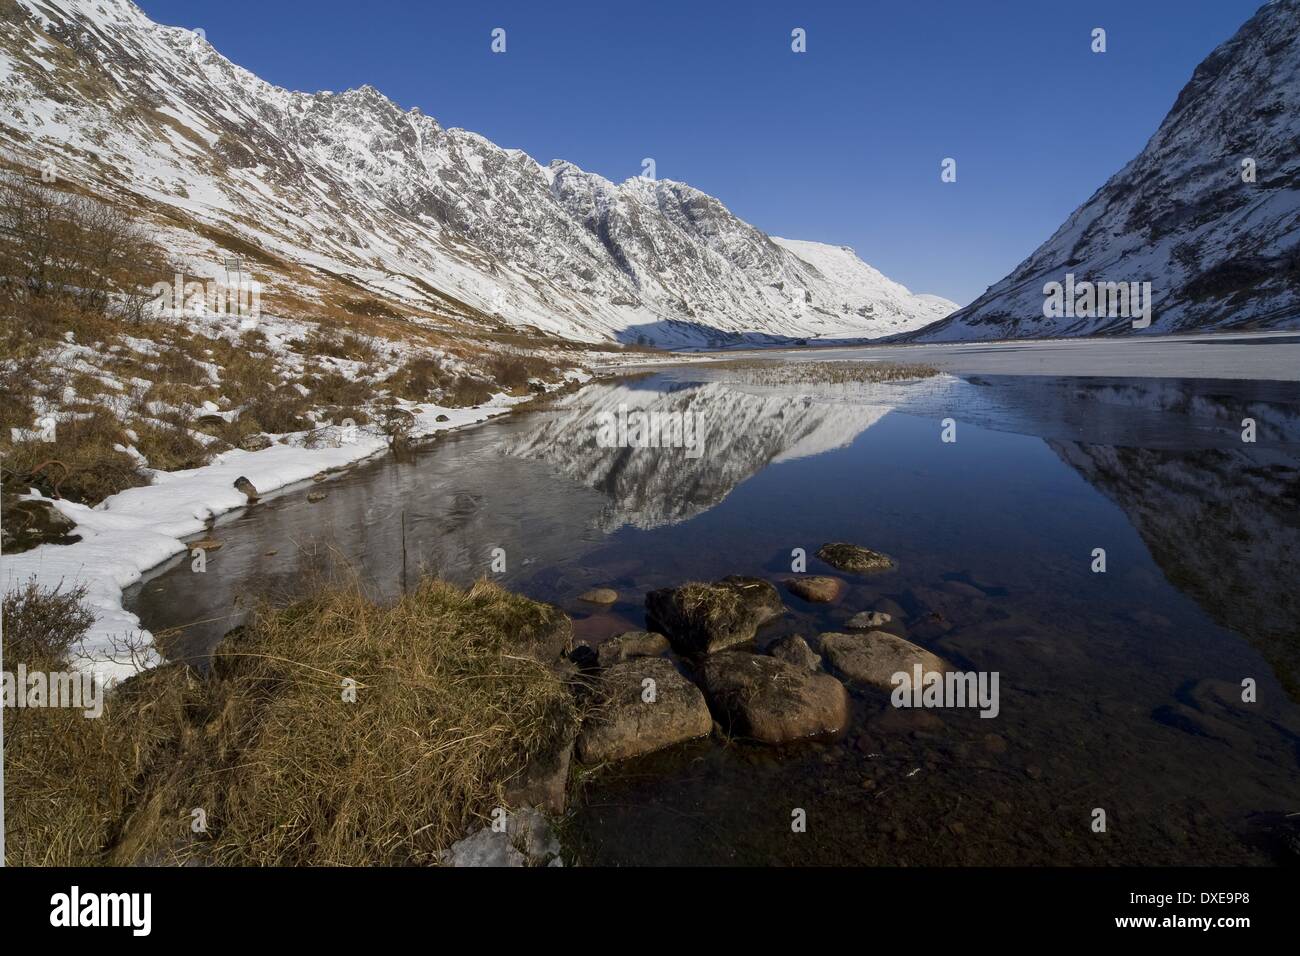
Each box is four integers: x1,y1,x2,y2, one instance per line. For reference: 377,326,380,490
0,0,954,348
911,0,1300,342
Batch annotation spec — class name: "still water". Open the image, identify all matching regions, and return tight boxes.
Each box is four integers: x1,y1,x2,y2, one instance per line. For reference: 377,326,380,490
127,366,1300,865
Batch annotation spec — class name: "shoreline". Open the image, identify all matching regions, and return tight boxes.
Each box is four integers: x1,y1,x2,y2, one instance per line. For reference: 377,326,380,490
1,378,593,683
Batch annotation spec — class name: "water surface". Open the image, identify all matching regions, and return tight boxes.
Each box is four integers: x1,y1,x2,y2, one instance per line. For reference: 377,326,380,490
127,365,1300,865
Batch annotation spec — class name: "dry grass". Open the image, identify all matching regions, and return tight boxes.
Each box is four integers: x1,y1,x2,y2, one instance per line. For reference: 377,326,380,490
2,408,147,503
3,574,581,866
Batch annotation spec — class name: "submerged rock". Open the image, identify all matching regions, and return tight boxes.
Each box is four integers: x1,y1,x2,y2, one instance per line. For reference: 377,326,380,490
820,630,948,689
441,807,562,867
767,634,822,671
846,610,893,630
645,576,784,656
817,542,896,574
596,630,670,668
578,587,618,605
576,657,712,763
785,575,845,603
699,652,848,744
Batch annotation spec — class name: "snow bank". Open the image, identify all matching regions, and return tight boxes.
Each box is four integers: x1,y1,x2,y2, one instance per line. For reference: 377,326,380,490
1,397,534,683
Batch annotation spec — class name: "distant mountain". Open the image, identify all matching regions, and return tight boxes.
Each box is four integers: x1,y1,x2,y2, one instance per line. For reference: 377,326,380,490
910,0,1300,342
0,0,954,348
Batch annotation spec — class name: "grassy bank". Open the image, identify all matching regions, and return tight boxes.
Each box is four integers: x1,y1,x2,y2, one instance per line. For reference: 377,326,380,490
3,575,581,866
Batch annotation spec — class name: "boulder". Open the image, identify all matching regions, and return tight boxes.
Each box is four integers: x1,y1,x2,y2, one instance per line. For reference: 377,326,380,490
698,652,848,744
645,576,784,656
785,575,844,603
596,630,670,668
820,631,948,689
576,658,712,763
767,634,821,671
816,542,896,574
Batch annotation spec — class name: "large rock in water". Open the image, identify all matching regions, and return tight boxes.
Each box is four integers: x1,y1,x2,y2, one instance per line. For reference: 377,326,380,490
699,652,849,744
820,631,948,689
576,658,712,763
645,576,784,655
816,542,896,574
785,575,845,603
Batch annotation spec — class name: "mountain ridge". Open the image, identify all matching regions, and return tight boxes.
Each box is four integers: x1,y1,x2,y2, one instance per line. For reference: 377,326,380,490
908,0,1300,342
0,0,955,348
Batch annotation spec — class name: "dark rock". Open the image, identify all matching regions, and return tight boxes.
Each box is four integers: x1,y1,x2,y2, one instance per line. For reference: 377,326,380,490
233,476,259,501
645,576,784,656
816,542,896,574
0,497,81,553
576,658,712,762
767,634,821,671
698,651,849,744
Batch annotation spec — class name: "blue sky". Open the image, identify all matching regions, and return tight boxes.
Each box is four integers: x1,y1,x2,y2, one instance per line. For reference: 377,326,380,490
137,0,1265,305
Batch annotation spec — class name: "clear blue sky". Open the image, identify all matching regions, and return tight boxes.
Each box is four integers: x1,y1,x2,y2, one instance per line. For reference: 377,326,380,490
137,0,1264,305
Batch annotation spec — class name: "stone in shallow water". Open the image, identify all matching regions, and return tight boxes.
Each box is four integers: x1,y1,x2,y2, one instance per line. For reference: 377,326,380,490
820,630,947,689
576,657,712,763
645,576,784,656
816,542,896,574
767,634,822,671
699,651,848,744
784,575,844,603
846,610,892,630
578,587,619,605
441,807,562,867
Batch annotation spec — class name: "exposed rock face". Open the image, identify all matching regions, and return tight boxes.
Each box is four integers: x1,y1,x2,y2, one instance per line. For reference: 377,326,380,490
575,658,712,763
0,0,954,348
767,634,822,672
646,576,784,655
596,630,671,669
698,652,849,744
821,631,948,689
910,0,1300,341
785,575,845,603
817,542,897,574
